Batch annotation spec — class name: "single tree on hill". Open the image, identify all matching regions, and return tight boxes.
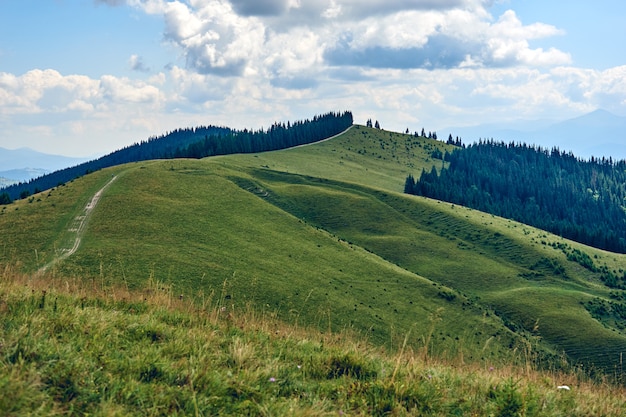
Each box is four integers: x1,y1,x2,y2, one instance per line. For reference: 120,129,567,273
0,192,11,205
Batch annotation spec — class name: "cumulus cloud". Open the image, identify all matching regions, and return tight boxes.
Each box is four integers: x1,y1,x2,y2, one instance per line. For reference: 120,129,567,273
229,0,293,16
550,66,626,112
0,69,163,115
157,1,265,76
325,0,467,19
121,0,570,77
324,8,570,70
5,0,622,156
129,54,151,72
326,33,476,70
100,75,163,103
0,70,99,114
0,68,171,155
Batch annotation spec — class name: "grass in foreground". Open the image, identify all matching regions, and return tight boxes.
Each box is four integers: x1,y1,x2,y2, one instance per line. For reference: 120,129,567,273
1,266,624,416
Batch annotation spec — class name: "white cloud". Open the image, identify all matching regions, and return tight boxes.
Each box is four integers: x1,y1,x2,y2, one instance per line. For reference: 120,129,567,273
322,0,342,19
2,0,626,157
489,9,564,40
99,75,164,104
0,69,170,155
549,65,626,112
153,1,266,76
129,54,151,72
0,69,165,115
168,65,233,104
114,0,572,82
0,69,99,114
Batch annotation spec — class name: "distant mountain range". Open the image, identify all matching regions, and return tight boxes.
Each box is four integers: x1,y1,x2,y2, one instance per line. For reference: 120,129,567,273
0,147,88,185
443,109,626,160
0,168,49,187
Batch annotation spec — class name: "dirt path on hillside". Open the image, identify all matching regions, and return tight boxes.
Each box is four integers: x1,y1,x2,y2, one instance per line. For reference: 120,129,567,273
38,175,118,274
287,125,354,150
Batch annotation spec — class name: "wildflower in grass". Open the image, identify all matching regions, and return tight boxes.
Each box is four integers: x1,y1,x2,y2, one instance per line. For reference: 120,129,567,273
269,377,276,382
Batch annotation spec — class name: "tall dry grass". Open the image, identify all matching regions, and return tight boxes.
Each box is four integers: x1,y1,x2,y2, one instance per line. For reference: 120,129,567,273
1,264,624,416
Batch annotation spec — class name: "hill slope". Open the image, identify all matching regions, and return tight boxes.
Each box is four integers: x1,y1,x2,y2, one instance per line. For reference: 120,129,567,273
2,270,625,416
1,125,625,379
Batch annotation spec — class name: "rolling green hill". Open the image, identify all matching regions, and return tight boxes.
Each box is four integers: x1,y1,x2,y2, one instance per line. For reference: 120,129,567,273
2,125,625,380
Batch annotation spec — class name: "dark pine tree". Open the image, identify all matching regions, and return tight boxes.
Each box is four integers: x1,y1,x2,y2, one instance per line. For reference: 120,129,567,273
0,192,11,205
404,174,416,194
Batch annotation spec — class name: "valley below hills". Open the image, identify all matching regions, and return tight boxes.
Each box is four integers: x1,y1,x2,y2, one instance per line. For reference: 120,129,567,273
1,119,626,414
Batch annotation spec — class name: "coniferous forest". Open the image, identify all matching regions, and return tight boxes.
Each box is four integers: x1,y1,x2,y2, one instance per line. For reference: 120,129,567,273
0,111,352,202
405,140,626,253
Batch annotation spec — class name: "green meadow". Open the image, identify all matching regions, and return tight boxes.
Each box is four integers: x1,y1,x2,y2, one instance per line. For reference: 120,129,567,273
2,124,626,384
2,270,625,416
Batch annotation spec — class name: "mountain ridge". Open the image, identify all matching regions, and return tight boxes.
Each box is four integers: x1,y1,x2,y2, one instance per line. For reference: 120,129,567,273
0,146,88,179
0,111,352,200
443,109,626,160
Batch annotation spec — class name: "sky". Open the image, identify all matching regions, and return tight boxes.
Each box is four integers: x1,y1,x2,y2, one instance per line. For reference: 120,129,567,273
1,0,626,157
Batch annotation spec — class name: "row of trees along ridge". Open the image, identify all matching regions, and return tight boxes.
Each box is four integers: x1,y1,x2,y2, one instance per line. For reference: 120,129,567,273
0,111,353,202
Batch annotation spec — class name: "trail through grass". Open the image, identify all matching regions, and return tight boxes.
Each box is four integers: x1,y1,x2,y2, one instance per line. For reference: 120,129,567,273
37,174,118,274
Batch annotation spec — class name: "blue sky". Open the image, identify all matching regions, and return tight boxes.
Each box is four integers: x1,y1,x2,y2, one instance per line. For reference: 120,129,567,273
1,0,625,157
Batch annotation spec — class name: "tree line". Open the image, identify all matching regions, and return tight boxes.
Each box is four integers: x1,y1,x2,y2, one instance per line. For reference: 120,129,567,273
0,111,353,202
405,139,626,253
174,111,353,158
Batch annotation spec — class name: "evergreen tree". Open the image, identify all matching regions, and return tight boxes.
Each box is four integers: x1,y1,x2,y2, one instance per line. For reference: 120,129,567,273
0,192,11,205
404,174,415,194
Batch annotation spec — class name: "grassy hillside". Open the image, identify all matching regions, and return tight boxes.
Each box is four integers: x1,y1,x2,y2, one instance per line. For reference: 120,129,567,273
224,125,450,192
2,270,625,416
1,125,626,381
